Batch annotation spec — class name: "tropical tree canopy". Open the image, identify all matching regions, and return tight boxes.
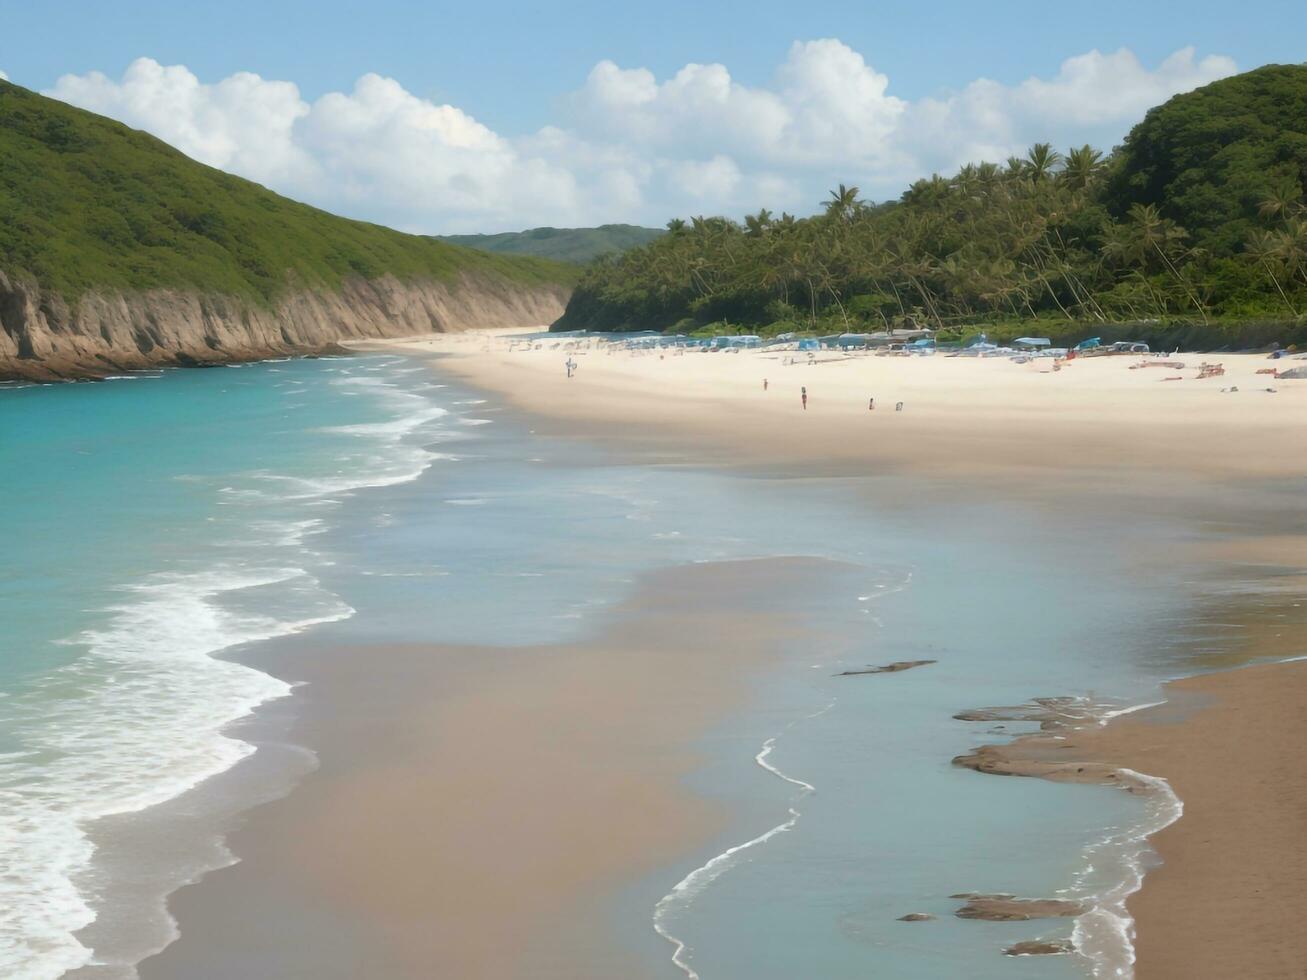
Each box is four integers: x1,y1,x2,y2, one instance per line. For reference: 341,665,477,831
556,64,1307,346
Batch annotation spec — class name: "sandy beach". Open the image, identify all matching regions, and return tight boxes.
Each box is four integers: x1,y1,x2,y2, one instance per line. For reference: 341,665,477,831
379,330,1307,488
350,329,1307,978
142,557,847,980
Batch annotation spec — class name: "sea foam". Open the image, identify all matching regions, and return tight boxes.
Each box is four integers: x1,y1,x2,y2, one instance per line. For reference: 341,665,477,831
0,357,457,978
0,566,352,977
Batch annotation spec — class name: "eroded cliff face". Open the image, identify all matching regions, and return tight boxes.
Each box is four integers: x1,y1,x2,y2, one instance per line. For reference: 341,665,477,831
0,270,569,381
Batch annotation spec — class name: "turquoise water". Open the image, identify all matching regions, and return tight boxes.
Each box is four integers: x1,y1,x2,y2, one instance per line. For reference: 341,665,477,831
1,355,1196,979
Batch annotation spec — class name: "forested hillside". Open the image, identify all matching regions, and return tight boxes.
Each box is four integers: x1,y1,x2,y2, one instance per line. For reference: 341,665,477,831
556,65,1307,347
439,224,663,264
0,79,574,304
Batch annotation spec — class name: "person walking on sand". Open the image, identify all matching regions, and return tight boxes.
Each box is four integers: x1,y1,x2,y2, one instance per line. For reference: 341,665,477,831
801,386,808,410
763,378,769,391
868,397,875,411
565,357,576,378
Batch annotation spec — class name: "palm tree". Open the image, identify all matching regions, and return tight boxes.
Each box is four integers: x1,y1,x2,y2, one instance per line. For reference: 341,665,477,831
975,162,1002,196
1274,218,1307,285
1258,179,1304,221
1126,204,1209,322
1025,143,1064,184
744,208,773,238
1061,145,1105,191
824,184,860,222
1246,230,1299,315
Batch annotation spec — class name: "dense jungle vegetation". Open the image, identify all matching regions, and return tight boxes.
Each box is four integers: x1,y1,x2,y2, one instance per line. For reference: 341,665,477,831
556,65,1307,348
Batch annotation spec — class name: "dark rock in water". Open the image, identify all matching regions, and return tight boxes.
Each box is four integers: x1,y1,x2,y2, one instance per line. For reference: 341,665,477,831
1003,940,1074,956
836,660,936,677
897,913,934,922
952,697,1096,729
953,895,1086,921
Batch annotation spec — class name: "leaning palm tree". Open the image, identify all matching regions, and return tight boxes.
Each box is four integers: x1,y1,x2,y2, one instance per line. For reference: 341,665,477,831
1274,218,1307,286
1246,230,1299,315
1127,204,1209,323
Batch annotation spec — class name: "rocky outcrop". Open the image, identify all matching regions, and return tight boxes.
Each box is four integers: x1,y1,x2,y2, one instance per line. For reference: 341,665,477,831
1003,939,1074,956
0,270,569,382
952,894,1087,921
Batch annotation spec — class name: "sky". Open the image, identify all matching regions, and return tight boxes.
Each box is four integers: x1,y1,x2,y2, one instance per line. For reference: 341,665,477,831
2,0,1304,233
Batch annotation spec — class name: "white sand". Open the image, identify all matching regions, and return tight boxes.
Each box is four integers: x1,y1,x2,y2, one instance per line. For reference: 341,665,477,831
362,330,1307,486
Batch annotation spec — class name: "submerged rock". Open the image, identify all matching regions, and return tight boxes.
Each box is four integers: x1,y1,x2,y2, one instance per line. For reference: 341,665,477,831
1003,939,1075,956
897,913,934,922
953,895,1086,921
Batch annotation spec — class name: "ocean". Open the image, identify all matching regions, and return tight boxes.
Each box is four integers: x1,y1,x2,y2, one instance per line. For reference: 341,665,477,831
1,353,1203,979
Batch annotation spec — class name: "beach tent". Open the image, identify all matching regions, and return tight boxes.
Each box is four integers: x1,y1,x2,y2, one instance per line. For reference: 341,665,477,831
1074,337,1102,351
1014,337,1051,349
797,338,820,351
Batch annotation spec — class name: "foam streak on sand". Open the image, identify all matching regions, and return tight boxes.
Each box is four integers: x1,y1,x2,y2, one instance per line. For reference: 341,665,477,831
1070,768,1185,979
653,701,834,979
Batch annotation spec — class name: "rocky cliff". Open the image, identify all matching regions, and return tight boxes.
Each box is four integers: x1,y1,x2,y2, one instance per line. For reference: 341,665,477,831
0,271,568,382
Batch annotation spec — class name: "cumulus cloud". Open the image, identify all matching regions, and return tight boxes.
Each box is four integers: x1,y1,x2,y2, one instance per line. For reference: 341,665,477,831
902,46,1237,174
0,70,9,81
45,44,1236,232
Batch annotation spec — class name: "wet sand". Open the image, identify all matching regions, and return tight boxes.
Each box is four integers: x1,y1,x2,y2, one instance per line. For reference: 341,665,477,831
357,331,1307,978
142,332,1306,978
141,558,844,979
953,655,1307,979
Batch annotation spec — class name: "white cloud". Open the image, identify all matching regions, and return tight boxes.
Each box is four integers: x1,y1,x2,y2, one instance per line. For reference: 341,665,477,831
902,46,1237,175
0,70,9,81
44,44,1236,233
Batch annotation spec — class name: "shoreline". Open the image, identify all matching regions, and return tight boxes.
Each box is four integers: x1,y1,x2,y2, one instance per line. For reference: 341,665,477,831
356,330,1307,978
953,655,1307,979
139,550,853,978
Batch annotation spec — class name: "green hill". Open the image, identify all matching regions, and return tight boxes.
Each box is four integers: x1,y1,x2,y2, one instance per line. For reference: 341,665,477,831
439,225,664,264
0,79,576,304
557,64,1307,347
1109,64,1307,256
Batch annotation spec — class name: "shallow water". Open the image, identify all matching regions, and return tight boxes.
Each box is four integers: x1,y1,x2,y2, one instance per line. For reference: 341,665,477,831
2,354,1206,978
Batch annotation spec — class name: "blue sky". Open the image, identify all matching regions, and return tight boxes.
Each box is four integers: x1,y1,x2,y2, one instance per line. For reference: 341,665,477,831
2,1,1303,231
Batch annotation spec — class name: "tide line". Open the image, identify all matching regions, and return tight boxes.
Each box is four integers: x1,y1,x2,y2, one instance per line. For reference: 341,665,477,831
652,699,835,979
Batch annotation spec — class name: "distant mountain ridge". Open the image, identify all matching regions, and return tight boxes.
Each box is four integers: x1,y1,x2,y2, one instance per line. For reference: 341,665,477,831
439,225,664,264
0,80,576,381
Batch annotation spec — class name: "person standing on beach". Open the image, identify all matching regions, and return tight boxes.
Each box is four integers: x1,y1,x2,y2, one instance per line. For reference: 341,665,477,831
868,397,875,411
763,378,769,391
801,386,808,410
